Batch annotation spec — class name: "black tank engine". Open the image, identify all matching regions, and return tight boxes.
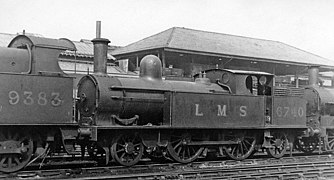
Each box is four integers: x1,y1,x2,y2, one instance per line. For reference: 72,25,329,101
76,36,308,166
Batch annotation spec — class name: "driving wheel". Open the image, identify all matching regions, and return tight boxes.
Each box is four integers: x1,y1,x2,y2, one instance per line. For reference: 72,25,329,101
295,137,318,154
266,132,288,158
167,133,204,163
224,134,256,160
0,130,34,173
111,134,144,166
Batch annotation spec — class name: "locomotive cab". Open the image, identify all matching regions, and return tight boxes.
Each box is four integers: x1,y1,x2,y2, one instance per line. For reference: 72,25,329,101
196,69,273,96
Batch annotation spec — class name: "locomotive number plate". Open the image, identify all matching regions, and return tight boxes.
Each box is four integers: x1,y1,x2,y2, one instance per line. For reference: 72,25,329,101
8,90,62,106
275,106,304,118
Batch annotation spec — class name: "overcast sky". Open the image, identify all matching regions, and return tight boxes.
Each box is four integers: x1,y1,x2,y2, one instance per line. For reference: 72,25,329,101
2,0,334,60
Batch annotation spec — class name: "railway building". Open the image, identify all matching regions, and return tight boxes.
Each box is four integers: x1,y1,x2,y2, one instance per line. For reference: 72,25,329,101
111,27,334,87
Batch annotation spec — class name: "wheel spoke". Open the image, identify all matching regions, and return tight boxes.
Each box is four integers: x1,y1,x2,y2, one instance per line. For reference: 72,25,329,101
171,138,181,144
182,148,186,159
176,146,182,155
244,139,252,146
116,143,125,147
7,157,12,168
14,157,20,166
231,146,236,155
329,139,334,147
190,146,195,154
0,157,6,166
116,149,125,153
243,141,250,152
240,143,244,154
173,141,182,149
187,147,191,158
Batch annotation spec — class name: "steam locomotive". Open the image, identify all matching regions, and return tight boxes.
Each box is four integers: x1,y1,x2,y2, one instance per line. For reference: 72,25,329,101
0,35,76,172
0,31,333,173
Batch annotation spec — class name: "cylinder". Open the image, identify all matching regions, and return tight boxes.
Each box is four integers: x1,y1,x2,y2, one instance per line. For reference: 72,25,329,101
308,66,319,86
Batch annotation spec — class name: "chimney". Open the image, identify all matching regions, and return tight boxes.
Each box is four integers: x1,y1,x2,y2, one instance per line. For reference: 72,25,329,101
308,66,319,86
92,21,110,75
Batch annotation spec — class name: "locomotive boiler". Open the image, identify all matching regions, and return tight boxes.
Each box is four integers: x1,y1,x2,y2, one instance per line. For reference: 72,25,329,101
76,34,308,166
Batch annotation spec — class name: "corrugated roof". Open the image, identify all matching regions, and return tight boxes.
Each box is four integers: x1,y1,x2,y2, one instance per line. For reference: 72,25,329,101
61,39,115,60
112,27,334,67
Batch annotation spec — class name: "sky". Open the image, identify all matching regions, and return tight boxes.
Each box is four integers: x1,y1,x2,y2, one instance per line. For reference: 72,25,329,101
1,0,334,60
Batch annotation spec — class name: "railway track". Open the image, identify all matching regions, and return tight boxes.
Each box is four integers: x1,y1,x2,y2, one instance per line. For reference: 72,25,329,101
2,154,334,179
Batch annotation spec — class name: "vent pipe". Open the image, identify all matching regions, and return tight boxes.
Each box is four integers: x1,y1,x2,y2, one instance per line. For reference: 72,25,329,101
96,21,101,38
92,21,110,75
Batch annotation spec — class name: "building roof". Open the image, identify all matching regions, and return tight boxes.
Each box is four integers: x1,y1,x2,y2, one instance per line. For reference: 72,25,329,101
0,33,115,60
112,27,334,68
61,39,115,60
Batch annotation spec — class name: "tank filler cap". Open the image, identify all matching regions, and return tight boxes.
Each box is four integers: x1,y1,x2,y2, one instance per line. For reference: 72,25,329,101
139,55,162,80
